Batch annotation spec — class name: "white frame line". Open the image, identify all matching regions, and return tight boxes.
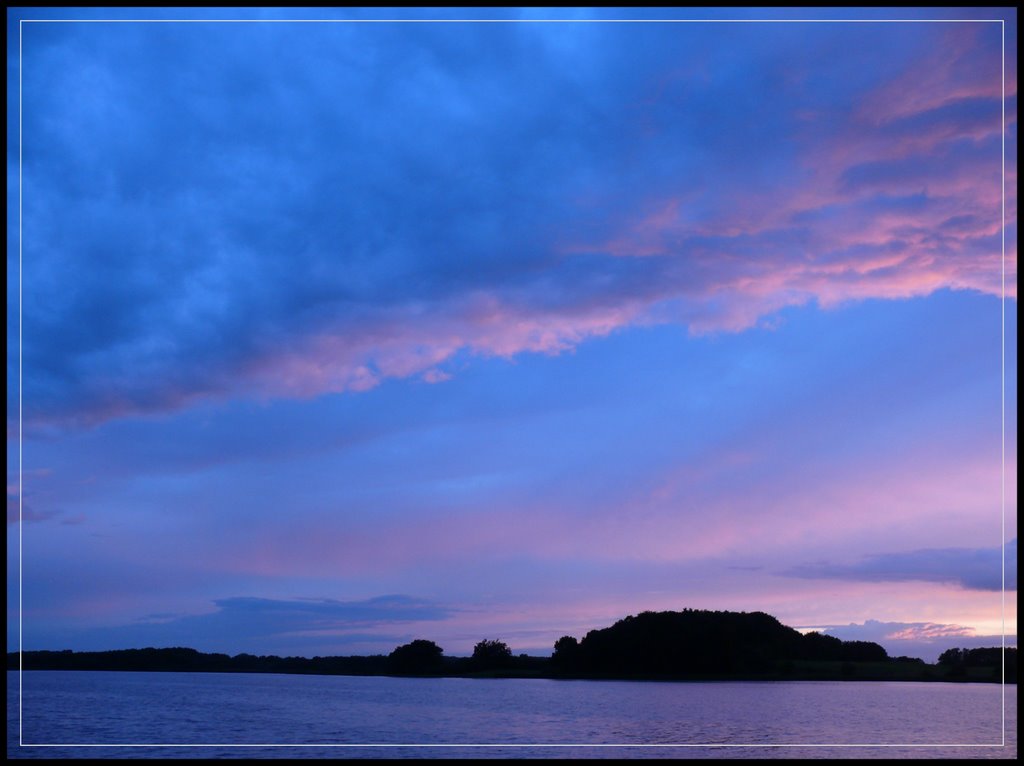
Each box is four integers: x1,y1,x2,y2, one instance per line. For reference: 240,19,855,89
1000,16,1007,750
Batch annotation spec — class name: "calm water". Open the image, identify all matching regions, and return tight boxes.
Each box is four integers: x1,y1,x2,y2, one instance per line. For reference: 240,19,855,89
7,671,1017,759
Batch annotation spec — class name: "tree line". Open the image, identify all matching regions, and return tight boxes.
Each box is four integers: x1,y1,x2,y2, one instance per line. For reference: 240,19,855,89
8,609,1017,683
937,646,1017,681
6,638,532,677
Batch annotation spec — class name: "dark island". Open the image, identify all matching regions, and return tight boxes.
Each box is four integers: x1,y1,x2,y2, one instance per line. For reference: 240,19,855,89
8,608,1016,684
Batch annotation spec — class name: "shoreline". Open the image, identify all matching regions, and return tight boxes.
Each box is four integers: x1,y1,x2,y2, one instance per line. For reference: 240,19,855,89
8,662,1015,685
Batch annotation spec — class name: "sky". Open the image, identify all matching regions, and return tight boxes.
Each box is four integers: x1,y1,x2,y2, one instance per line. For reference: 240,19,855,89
5,6,1018,664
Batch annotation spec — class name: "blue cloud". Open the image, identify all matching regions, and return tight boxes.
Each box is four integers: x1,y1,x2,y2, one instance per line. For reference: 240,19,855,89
8,17,1007,431
31,595,457,655
785,539,1017,592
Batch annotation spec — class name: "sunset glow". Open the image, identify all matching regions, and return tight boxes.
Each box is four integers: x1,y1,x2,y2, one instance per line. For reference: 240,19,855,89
7,7,1017,666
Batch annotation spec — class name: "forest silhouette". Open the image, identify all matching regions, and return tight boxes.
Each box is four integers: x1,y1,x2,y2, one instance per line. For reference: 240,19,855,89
9,608,1016,684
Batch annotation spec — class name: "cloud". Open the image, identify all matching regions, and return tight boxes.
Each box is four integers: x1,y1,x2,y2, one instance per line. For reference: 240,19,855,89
9,18,1014,431
783,539,1017,592
33,595,458,655
818,618,1015,663
7,491,81,526
208,595,454,629
6,495,57,525
877,95,1006,145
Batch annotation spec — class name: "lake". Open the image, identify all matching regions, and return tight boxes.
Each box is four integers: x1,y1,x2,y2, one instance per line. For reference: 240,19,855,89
6,671,1017,759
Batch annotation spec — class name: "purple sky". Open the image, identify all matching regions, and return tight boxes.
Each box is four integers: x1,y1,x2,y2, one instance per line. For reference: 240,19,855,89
6,7,1018,663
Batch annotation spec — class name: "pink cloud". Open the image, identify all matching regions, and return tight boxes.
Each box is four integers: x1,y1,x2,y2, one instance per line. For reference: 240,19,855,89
885,622,975,641
856,25,1010,125
421,368,452,384
186,435,1014,595
238,295,649,401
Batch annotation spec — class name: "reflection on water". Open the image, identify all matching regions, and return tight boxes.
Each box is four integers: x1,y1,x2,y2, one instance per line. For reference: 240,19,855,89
7,671,1017,759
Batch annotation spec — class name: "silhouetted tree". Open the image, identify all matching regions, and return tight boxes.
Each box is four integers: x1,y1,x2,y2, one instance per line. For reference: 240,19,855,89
573,610,806,676
939,648,974,665
800,632,887,662
800,631,845,661
938,647,1018,683
472,639,513,669
552,635,579,669
839,640,888,662
388,639,444,675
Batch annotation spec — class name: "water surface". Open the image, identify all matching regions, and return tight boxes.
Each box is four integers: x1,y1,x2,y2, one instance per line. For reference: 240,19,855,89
7,671,1017,759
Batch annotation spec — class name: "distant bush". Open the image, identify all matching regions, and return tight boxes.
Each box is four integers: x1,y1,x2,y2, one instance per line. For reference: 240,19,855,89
388,639,444,675
472,639,513,669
